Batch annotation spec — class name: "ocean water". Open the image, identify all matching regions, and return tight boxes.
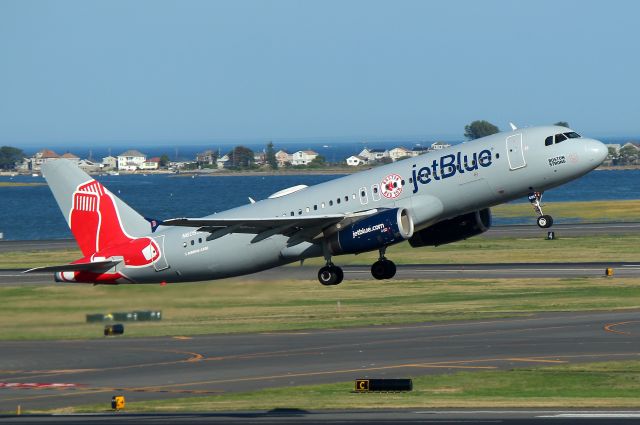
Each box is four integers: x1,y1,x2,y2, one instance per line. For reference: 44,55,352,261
0,169,638,241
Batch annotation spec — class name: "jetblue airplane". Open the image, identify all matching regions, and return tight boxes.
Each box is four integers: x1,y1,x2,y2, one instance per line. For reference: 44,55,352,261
27,126,607,285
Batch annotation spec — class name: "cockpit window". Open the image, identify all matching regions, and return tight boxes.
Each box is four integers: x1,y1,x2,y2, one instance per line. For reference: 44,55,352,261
555,133,567,144
564,132,581,139
545,136,553,146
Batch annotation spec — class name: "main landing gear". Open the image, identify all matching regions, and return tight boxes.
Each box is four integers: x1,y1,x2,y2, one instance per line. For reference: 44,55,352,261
371,247,396,280
317,247,397,285
318,262,344,286
528,191,553,228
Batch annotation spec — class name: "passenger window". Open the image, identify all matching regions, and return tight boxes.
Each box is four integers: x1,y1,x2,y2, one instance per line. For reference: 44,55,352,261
321,202,325,208
564,132,581,139
555,133,567,143
298,209,302,215
545,136,553,146
306,207,310,212
336,198,341,204
314,205,318,210
290,211,294,216
371,184,381,202
183,242,187,248
198,238,202,243
329,200,333,206
190,240,195,246
344,195,349,202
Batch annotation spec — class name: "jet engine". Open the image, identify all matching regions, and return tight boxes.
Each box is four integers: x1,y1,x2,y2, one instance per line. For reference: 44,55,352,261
408,208,491,247
327,208,414,255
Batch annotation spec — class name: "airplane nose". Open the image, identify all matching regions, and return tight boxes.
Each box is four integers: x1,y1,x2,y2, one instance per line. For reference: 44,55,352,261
584,139,608,164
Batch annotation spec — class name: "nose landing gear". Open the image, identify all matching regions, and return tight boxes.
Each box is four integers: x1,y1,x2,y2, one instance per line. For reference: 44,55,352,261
528,191,553,228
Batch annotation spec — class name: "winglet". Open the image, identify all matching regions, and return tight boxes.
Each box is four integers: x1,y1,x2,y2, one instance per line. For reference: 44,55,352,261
509,122,518,131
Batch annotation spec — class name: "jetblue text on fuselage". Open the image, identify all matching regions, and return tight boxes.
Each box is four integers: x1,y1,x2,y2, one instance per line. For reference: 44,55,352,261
411,149,493,193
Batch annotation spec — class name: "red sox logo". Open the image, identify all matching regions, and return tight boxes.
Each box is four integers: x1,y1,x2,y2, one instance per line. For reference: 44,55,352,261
380,174,403,199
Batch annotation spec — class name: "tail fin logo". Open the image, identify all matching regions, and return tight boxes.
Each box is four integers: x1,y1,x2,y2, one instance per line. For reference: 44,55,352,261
69,180,161,268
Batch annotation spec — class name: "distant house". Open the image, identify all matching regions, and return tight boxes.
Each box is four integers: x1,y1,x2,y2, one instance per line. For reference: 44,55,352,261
140,157,161,170
408,146,428,157
346,155,368,166
78,159,100,173
291,150,318,166
60,152,80,166
430,141,451,150
30,149,60,170
359,148,389,162
275,150,292,167
117,150,146,171
196,150,217,165
101,156,117,170
216,154,230,169
389,147,411,162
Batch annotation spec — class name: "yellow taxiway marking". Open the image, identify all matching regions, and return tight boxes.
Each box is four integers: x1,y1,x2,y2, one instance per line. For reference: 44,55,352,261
604,321,638,336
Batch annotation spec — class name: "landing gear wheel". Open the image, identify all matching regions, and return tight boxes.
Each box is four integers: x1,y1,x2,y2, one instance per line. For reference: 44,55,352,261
371,259,397,280
537,215,553,229
318,265,343,286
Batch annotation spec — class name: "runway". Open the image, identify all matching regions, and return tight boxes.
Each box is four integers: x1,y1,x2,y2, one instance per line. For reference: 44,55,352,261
3,410,640,424
2,262,639,286
1,310,639,414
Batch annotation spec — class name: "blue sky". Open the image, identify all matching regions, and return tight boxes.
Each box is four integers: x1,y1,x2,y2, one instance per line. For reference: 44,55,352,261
1,0,638,147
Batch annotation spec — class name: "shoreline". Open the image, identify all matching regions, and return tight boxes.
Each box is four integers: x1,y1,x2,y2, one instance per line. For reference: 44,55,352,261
1,165,638,178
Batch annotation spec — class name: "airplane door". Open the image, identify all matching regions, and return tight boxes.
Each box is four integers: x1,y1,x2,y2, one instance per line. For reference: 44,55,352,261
153,235,169,271
506,133,526,170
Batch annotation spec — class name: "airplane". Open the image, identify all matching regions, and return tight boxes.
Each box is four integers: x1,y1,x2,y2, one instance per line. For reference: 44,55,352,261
26,125,607,286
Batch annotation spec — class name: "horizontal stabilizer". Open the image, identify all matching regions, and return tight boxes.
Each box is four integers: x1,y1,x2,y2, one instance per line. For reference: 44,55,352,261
23,260,121,274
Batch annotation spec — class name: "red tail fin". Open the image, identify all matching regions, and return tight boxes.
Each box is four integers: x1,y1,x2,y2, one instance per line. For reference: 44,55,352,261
70,180,135,256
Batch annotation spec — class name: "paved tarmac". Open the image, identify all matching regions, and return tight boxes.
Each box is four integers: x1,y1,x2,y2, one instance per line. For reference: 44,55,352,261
0,310,639,414
2,410,640,424
1,261,639,286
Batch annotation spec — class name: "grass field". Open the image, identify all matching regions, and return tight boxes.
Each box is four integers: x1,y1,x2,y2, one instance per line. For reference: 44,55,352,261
492,199,640,222
54,360,640,413
1,276,638,340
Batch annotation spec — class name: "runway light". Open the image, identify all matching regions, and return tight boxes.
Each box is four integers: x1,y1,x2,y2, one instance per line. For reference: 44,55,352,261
104,324,124,336
605,268,614,277
111,395,125,410
354,378,412,392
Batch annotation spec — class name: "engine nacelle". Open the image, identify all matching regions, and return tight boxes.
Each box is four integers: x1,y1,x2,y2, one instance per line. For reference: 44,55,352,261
328,208,414,255
408,208,491,247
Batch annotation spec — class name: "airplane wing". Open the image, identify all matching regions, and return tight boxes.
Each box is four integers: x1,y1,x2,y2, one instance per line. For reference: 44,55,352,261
163,210,380,240
23,260,121,274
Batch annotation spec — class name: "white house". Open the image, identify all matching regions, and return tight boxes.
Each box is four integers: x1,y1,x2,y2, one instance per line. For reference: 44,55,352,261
117,150,146,171
102,156,117,170
389,147,411,162
216,154,230,169
291,150,318,166
29,149,60,171
140,157,161,170
408,146,428,157
430,141,451,150
359,148,389,162
78,159,100,173
346,155,368,166
275,150,292,167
